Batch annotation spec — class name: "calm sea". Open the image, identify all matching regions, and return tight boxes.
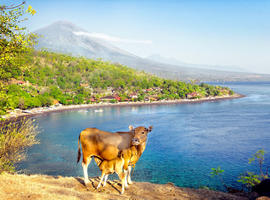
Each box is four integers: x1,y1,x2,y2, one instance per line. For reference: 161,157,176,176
18,82,270,191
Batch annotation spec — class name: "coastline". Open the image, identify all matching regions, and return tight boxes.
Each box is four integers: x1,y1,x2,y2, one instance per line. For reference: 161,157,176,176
1,94,244,120
0,173,248,200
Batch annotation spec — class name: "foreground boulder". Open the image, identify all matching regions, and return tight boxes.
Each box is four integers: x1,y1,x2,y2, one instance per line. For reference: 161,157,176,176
253,179,270,197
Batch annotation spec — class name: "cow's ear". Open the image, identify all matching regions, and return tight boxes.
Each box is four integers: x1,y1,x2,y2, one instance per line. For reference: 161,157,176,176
148,126,153,132
129,125,134,131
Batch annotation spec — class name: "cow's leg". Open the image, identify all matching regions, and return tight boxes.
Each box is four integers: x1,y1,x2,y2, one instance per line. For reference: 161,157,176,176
127,166,133,184
124,170,129,187
82,156,91,185
97,172,105,189
103,174,109,186
119,172,126,194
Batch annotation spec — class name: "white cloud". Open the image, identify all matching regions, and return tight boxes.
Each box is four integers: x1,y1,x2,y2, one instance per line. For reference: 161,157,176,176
73,31,152,44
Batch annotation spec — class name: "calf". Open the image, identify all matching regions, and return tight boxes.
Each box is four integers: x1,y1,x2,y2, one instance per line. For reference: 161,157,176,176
119,125,152,185
95,153,127,194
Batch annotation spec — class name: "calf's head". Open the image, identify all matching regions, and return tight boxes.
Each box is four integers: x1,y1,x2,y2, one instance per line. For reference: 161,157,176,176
129,125,153,145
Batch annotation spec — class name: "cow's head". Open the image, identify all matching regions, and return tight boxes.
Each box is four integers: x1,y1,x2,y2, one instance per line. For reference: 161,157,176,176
129,125,153,145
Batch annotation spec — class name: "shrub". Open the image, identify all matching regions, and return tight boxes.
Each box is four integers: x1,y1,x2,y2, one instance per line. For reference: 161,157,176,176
237,149,269,190
210,166,228,190
0,118,39,173
38,94,53,107
211,149,269,192
110,99,117,103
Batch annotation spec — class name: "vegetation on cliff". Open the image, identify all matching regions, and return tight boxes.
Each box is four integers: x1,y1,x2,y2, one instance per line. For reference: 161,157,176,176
0,2,40,173
0,1,36,115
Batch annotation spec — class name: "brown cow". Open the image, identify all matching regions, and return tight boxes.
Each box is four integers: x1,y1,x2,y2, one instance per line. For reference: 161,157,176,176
118,125,151,185
77,125,152,185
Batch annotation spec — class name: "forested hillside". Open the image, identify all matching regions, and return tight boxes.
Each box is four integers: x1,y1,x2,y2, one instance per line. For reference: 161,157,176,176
0,50,234,115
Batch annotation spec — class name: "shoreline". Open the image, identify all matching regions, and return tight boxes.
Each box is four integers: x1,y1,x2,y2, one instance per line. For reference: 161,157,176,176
1,94,244,120
0,173,249,200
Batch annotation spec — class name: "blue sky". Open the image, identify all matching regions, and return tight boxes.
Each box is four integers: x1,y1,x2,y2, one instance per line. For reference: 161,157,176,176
3,0,270,73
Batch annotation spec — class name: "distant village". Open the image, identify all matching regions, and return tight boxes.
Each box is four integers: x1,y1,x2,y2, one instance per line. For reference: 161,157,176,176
9,78,207,105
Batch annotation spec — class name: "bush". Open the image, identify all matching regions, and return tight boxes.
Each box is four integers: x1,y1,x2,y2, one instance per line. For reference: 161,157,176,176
73,94,84,104
211,149,269,192
110,99,117,103
229,90,234,95
237,149,269,190
0,118,40,173
210,166,228,190
38,95,53,107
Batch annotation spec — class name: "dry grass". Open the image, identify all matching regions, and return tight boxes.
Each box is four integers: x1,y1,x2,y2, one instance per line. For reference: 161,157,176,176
0,173,248,200
0,118,39,172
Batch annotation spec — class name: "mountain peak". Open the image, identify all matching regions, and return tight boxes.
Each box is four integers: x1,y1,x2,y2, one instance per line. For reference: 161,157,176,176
34,21,136,61
38,20,85,33
52,20,74,25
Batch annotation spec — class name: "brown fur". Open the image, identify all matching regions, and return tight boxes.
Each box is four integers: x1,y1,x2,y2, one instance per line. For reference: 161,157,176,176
95,154,127,194
77,126,152,164
93,126,152,190
94,146,141,194
118,126,152,170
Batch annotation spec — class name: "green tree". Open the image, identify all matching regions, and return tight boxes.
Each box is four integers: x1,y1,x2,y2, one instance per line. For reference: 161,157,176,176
238,149,269,189
49,86,62,99
0,2,37,80
0,2,36,114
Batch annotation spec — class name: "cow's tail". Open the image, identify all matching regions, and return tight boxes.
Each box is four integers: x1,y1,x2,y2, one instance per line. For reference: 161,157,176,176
77,133,81,164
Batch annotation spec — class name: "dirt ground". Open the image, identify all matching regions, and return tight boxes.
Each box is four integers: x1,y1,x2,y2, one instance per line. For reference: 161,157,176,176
0,173,250,200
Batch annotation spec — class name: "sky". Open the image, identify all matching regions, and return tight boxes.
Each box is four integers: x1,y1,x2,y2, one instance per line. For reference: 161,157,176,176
3,0,270,74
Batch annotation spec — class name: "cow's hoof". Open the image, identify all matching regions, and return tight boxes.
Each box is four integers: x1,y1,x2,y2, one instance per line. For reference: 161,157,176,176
128,181,133,185
84,179,90,186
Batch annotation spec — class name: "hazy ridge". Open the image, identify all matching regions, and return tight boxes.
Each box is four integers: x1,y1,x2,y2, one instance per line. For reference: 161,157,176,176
35,21,270,82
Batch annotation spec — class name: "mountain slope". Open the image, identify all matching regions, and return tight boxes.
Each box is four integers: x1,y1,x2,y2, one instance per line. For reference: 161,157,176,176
35,21,270,82
146,54,248,73
35,21,137,60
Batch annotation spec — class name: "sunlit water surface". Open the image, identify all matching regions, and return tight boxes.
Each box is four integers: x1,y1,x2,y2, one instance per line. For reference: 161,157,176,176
18,82,270,191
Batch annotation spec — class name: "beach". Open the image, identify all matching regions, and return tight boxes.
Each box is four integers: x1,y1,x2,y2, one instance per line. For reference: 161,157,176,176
1,94,244,120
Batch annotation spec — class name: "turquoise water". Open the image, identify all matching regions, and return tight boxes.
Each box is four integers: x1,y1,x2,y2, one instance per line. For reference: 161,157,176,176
18,82,270,191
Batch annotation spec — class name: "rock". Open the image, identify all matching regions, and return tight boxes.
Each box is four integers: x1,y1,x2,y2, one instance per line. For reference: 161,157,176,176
253,179,270,197
248,191,259,199
22,110,32,113
14,109,22,113
256,197,270,200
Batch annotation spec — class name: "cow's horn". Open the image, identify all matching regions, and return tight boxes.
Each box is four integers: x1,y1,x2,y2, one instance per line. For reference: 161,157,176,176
129,125,134,131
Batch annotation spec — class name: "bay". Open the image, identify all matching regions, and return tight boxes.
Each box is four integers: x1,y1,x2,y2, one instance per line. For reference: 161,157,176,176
18,82,270,191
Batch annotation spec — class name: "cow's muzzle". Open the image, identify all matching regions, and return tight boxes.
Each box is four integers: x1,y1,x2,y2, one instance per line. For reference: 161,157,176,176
132,138,140,145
